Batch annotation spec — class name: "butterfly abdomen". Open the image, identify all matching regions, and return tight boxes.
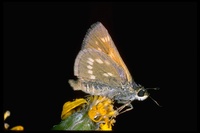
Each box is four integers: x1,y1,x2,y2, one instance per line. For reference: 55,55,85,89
68,79,119,98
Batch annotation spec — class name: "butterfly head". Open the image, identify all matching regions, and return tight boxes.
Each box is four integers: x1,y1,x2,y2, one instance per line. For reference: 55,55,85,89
135,86,149,101
134,84,161,106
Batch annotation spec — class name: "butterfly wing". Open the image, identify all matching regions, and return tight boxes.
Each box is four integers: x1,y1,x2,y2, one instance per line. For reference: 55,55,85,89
74,48,128,87
81,22,133,82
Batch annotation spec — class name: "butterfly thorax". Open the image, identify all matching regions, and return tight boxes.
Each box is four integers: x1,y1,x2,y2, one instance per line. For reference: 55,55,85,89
113,82,138,102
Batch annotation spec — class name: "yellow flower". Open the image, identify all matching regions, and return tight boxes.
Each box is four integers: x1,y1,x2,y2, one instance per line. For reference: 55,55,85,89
61,98,88,120
4,110,24,131
88,96,118,130
55,95,118,130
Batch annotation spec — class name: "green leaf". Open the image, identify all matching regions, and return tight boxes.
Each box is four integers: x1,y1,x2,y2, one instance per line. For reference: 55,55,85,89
52,108,98,130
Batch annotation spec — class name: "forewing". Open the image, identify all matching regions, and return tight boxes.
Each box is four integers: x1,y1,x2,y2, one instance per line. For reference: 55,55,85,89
74,48,127,87
81,22,132,82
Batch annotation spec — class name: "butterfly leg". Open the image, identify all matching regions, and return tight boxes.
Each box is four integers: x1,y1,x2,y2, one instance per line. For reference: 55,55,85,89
117,101,133,115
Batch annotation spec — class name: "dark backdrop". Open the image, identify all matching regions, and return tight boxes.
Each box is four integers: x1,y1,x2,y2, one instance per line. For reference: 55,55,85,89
3,2,197,131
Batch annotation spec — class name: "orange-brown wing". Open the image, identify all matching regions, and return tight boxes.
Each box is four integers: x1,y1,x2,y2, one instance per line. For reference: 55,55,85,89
81,22,132,82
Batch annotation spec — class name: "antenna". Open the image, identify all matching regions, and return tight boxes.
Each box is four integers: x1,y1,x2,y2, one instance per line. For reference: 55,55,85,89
145,87,162,107
146,87,160,91
149,95,162,107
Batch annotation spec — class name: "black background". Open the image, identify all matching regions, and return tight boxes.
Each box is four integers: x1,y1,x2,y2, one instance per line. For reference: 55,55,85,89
3,2,197,131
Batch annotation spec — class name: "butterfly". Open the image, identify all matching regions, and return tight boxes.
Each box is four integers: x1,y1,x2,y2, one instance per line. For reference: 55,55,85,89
69,22,159,113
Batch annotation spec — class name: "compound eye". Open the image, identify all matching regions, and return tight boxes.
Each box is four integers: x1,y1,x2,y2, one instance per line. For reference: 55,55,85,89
138,89,146,97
